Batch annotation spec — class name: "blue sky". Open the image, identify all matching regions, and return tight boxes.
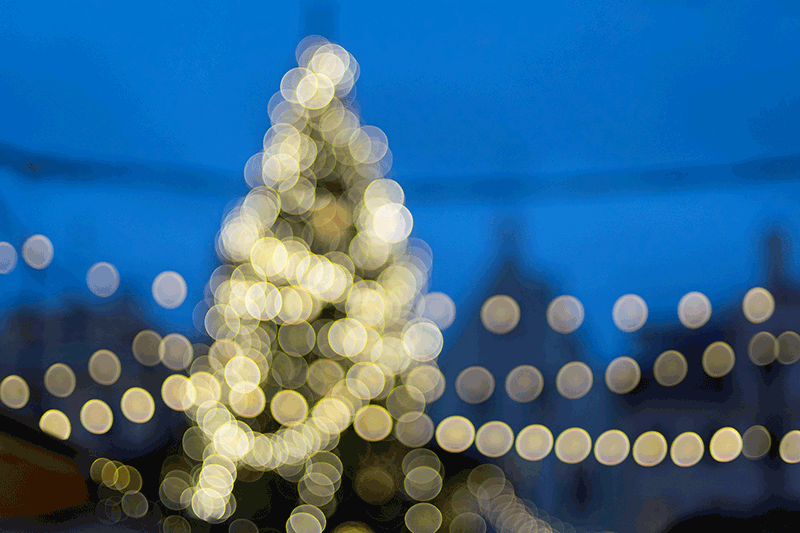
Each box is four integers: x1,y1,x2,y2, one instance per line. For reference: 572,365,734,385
1,0,798,180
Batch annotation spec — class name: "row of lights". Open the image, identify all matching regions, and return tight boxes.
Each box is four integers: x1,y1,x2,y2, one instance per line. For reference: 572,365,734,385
434,417,797,465
456,330,800,404
482,288,776,335
0,237,187,308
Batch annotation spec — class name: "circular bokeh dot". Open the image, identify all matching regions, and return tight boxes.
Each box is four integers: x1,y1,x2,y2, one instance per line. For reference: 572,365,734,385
556,362,593,400
612,294,648,332
505,365,543,403
677,291,712,329
742,425,771,460
702,342,735,378
743,287,775,324
480,295,520,334
633,431,667,467
152,271,188,309
0,375,30,409
594,430,630,466
0,242,18,274
86,262,120,297
22,234,54,269
455,366,495,404
515,424,553,461
604,357,641,394
547,295,584,334
653,350,688,387
670,432,704,467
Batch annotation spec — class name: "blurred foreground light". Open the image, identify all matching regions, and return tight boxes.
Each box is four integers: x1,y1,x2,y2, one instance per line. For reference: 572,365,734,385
515,424,553,461
677,291,712,329
153,271,188,309
709,427,742,462
86,261,120,297
475,421,514,458
594,429,630,466
22,234,54,269
405,503,442,533
670,432,704,467
702,341,736,378
287,511,323,533
653,350,688,387
394,411,434,447
612,294,648,332
547,295,584,334
748,331,778,366
353,404,392,442
555,428,592,464
742,425,771,460
436,416,475,453
0,374,29,409
88,349,122,385
133,330,163,366
604,357,640,394
121,387,156,423
505,365,543,403
421,292,456,330
780,430,800,463
777,331,800,365
0,241,17,274
161,374,197,411
39,409,71,440
455,366,494,404
481,295,520,334
159,333,194,371
632,431,667,467
556,362,593,400
44,363,76,398
80,399,114,434
743,287,775,324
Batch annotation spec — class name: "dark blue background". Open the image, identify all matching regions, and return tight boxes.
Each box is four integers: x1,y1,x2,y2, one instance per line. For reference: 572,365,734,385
2,1,800,532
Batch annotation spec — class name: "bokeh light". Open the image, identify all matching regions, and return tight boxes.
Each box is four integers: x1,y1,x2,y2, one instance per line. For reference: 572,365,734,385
554,428,592,464
546,295,584,334
80,399,114,434
653,350,688,387
556,362,593,400
632,431,667,467
504,365,543,403
604,357,641,394
86,261,120,297
475,421,514,458
39,409,71,440
612,294,648,332
88,349,122,385
515,424,553,461
480,295,520,334
121,387,156,423
742,287,775,324
436,416,475,453
153,271,188,309
702,341,736,378
594,430,630,466
742,425,772,460
0,241,18,274
0,374,30,409
677,291,712,329
709,427,742,462
455,366,495,404
670,432,704,467
22,234,54,269
44,362,76,398
777,331,800,365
